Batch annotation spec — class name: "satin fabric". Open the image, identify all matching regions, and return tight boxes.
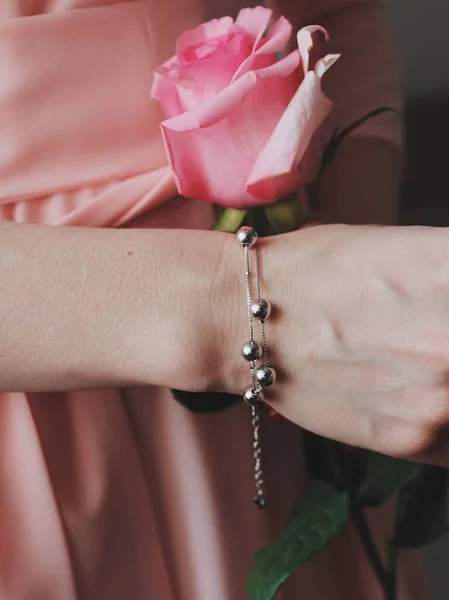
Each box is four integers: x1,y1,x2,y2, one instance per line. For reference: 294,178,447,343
0,1,429,599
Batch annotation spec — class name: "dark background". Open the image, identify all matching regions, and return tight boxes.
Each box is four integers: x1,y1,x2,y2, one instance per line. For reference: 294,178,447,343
386,1,449,596
402,96,449,599
401,97,449,228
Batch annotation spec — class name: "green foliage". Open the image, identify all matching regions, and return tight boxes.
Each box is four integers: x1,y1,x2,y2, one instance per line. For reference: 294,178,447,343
353,451,419,507
391,466,449,549
212,208,247,232
264,194,308,234
247,482,349,600
250,436,427,600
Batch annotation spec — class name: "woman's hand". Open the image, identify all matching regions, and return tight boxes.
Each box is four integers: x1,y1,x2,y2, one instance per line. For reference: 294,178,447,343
224,224,449,466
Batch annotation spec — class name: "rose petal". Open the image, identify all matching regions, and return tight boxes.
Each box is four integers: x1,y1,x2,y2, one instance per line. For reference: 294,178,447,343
232,16,293,82
297,25,329,74
160,52,300,206
161,70,258,133
161,32,254,112
151,69,184,119
161,50,300,132
180,30,251,63
152,32,255,117
165,53,249,113
315,53,340,77
246,67,336,201
176,17,234,57
235,6,272,49
256,16,293,56
159,71,259,200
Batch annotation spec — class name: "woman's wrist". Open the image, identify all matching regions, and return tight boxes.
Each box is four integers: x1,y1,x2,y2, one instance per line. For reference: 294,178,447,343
209,227,312,399
126,228,244,394
186,230,246,395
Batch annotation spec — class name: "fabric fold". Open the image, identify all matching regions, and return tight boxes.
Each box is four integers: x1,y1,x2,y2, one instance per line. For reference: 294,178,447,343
0,0,201,227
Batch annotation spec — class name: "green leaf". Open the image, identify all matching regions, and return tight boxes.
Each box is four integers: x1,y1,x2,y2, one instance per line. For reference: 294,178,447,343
211,206,275,237
264,194,308,234
247,482,349,600
320,107,400,176
391,466,449,549
354,451,419,508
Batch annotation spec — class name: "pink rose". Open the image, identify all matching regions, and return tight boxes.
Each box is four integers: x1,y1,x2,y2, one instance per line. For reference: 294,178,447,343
151,6,339,208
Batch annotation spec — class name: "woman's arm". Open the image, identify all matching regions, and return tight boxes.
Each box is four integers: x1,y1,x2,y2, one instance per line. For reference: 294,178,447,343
6,220,449,464
0,221,236,393
270,0,403,224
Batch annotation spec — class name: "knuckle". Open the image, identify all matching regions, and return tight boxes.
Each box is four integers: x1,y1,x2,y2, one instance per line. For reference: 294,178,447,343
412,389,449,436
388,426,437,459
381,390,449,458
363,413,435,458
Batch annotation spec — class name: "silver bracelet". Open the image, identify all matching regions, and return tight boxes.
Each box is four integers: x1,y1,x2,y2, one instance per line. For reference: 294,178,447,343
236,226,276,509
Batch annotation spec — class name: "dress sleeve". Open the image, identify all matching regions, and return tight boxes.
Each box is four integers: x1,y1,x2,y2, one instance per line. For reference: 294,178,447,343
268,0,403,149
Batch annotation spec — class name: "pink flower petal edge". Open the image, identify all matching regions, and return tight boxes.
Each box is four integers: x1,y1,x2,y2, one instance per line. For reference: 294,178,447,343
234,6,273,50
175,17,233,57
232,16,292,82
246,52,340,201
160,49,300,134
297,25,329,74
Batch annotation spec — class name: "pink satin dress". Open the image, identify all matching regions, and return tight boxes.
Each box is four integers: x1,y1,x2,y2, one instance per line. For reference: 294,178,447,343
0,1,430,599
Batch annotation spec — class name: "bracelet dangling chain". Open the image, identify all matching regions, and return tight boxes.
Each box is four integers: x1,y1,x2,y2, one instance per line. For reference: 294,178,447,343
236,226,276,509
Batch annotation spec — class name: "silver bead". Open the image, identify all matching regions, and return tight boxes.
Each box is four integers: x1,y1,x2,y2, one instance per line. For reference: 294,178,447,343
243,386,264,406
250,298,271,321
255,365,276,388
236,226,258,248
241,341,262,362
